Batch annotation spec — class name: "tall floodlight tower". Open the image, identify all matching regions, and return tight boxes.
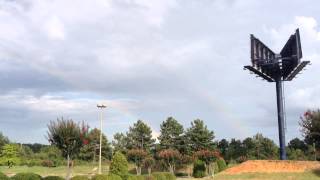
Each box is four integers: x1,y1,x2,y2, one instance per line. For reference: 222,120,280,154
244,29,310,160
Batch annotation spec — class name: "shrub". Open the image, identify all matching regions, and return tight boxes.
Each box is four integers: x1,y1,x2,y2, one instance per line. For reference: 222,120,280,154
91,174,122,180
42,176,64,180
151,172,166,180
70,175,89,180
10,173,41,180
41,160,54,167
161,172,175,180
174,172,188,177
0,172,9,180
193,160,206,178
110,152,128,179
216,159,227,172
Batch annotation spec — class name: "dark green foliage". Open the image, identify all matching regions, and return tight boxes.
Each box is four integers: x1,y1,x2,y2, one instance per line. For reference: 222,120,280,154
288,138,308,151
10,173,41,180
70,175,89,180
185,119,215,151
216,159,227,172
193,160,206,178
158,117,184,151
47,118,88,159
42,176,64,180
0,172,9,180
126,120,155,151
112,133,129,155
91,174,122,180
109,152,128,179
78,128,112,161
174,172,188,177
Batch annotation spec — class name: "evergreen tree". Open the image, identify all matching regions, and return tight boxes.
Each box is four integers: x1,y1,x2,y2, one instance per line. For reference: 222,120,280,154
126,120,155,151
158,117,184,151
78,128,112,161
112,133,128,154
185,119,215,151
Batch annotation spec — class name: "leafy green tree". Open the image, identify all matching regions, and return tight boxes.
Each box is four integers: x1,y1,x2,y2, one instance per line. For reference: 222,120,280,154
112,133,128,154
0,132,9,149
185,119,215,151
226,138,244,161
78,128,112,161
126,120,155,151
110,152,128,179
143,156,155,175
47,118,89,180
252,133,278,160
158,117,184,151
194,150,219,175
288,138,308,152
217,139,229,158
300,109,320,148
0,144,20,167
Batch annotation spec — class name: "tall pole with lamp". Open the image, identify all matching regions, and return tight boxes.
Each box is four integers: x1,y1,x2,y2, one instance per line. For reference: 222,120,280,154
97,103,107,174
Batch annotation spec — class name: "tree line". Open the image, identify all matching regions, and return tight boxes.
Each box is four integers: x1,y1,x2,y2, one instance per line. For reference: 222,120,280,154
0,109,319,175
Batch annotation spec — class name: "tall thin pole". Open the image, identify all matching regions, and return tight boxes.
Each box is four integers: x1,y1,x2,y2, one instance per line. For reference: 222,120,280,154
275,76,286,160
97,104,106,174
99,108,103,174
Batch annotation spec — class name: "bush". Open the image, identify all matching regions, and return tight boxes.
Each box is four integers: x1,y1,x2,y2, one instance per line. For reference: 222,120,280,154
70,175,89,180
0,172,9,180
110,152,128,179
42,176,64,180
91,174,122,180
41,160,54,167
151,172,166,180
161,172,175,180
174,172,188,177
10,173,41,180
193,160,206,178
216,159,227,172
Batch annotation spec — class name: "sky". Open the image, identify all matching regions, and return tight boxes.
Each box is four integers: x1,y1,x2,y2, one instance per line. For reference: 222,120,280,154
0,0,320,144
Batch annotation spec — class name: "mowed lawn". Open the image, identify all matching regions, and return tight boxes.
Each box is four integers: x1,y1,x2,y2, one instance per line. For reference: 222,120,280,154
1,166,320,179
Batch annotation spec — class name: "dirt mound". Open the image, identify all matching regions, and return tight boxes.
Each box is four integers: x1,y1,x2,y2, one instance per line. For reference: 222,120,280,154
222,160,320,174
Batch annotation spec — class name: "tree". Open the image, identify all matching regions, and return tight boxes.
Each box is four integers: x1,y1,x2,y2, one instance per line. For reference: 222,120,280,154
143,156,155,175
158,149,181,174
288,138,308,152
0,132,9,149
0,144,20,168
78,128,112,162
158,117,184,151
127,149,148,175
300,109,320,148
252,133,278,160
126,120,155,151
194,150,219,175
110,152,128,179
185,119,215,151
112,133,128,154
47,118,89,180
217,139,229,158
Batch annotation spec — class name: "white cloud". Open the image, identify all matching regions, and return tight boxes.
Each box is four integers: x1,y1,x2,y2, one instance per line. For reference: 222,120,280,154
44,16,65,40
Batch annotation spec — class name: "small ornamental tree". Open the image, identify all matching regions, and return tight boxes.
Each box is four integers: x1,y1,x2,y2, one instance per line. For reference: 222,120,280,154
127,149,148,175
143,156,155,175
110,152,128,179
180,155,194,177
47,118,89,180
158,149,181,174
194,150,220,175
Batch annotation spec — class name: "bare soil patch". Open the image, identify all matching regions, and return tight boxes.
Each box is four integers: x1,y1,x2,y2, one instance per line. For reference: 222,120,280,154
222,160,320,174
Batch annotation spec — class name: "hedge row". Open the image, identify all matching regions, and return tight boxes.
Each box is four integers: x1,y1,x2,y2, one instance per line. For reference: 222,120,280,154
0,172,176,180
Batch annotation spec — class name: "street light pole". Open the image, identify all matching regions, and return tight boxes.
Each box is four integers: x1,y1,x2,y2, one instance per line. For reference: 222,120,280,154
97,103,107,174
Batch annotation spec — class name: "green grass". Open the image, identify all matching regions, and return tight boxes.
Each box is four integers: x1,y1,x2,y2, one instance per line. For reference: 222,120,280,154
0,165,109,177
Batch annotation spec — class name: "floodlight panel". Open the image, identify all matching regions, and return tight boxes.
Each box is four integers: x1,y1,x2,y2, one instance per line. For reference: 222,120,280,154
280,29,303,79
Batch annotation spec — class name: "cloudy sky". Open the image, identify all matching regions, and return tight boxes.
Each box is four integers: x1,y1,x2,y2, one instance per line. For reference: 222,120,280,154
0,0,320,144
